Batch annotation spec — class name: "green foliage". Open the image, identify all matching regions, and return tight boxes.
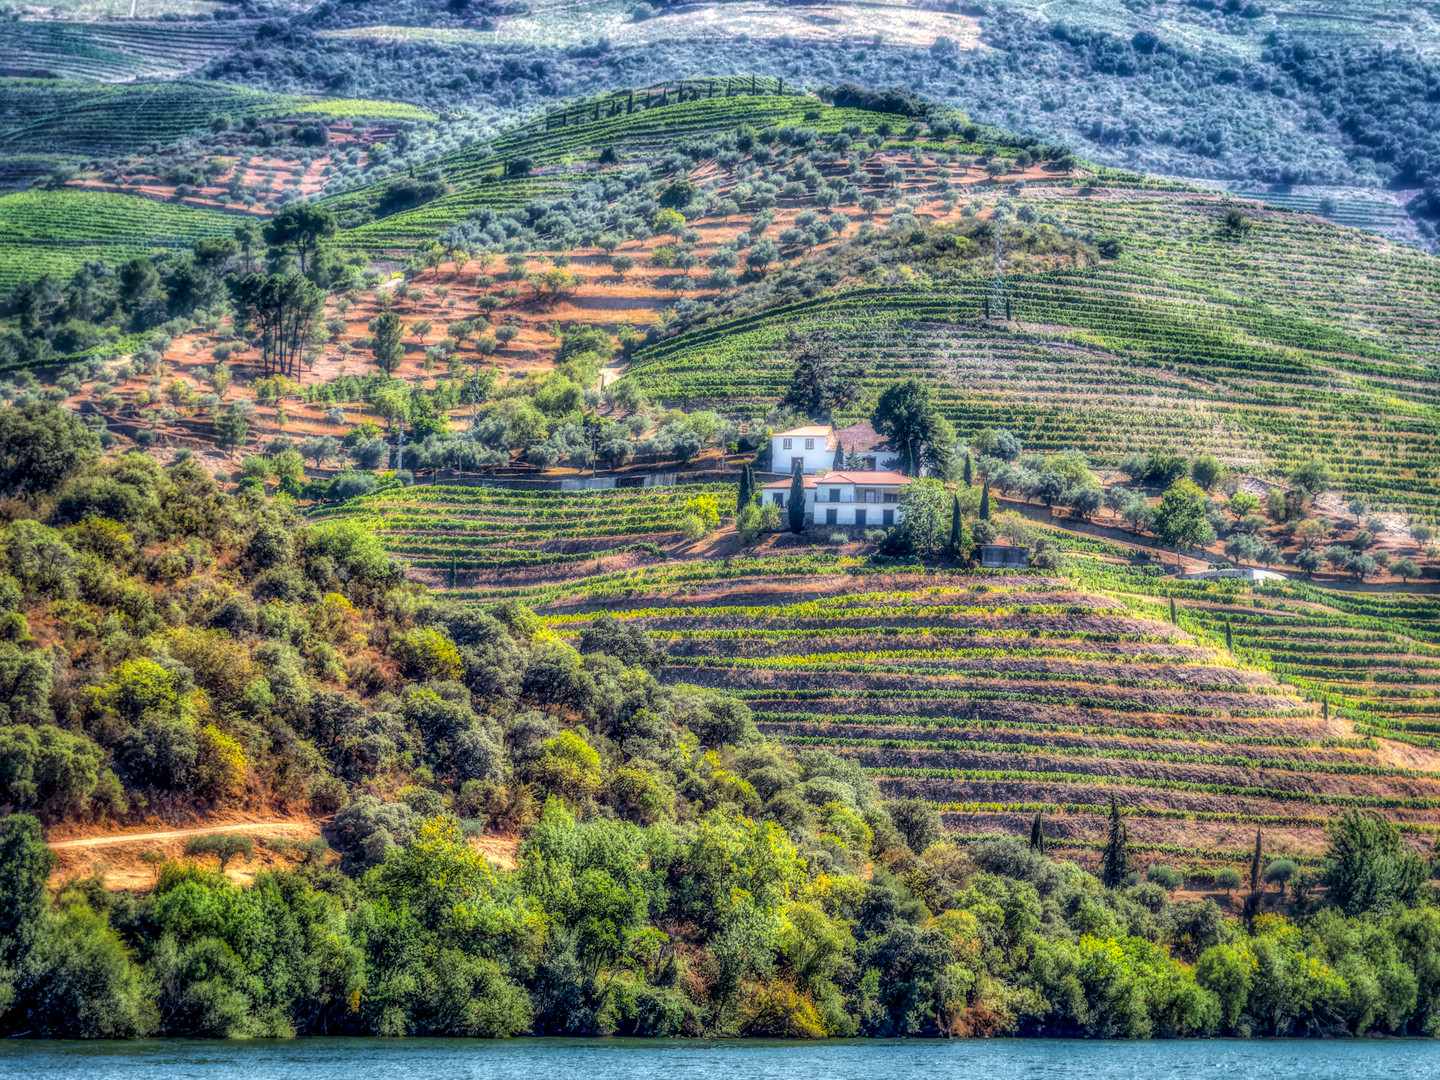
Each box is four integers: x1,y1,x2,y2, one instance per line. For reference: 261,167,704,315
1322,812,1429,916
0,402,101,498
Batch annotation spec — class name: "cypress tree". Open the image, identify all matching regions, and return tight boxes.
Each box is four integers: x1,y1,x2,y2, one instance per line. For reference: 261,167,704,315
949,494,963,555
1169,596,1177,624
1029,811,1045,854
1323,699,1329,721
963,452,973,487
833,441,845,471
1101,795,1131,888
1243,828,1264,921
979,483,991,520
1225,620,1233,651
1249,828,1263,894
448,554,457,590
737,467,751,514
788,461,805,534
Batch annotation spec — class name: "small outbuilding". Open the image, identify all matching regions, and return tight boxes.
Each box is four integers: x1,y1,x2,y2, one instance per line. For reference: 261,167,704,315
981,544,1030,569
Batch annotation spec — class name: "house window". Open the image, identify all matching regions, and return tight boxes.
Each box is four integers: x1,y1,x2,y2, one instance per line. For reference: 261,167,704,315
782,438,792,450
883,509,894,526
855,508,868,527
862,489,878,503
883,492,898,504
864,456,876,470
828,488,840,503
791,457,805,472
772,493,784,506
805,438,815,450
826,508,837,525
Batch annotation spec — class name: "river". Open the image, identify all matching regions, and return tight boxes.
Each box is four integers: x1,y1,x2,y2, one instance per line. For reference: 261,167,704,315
1,1037,1437,1080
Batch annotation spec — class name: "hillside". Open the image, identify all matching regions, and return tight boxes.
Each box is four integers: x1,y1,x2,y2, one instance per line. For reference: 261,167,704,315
6,49,1440,1042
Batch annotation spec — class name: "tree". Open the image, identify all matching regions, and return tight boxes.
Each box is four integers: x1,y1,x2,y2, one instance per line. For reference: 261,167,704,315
262,205,336,273
1028,811,1045,854
1152,481,1212,550
0,401,101,498
948,494,966,556
788,461,805,534
979,483,990,520
236,273,323,380
610,254,635,277
215,403,250,452
963,453,973,487
1100,795,1131,888
0,814,54,974
369,311,405,375
888,799,942,853
183,832,255,873
1289,457,1334,497
1393,557,1421,583
1212,867,1242,895
530,268,581,309
1191,453,1224,490
1322,811,1428,915
872,378,938,477
782,328,859,418
833,442,845,471
737,466,760,515
897,479,950,556
1221,208,1252,237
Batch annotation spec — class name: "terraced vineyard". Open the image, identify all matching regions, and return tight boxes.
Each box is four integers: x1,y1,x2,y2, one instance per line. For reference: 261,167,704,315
623,177,1440,518
0,188,239,297
307,481,729,571
0,79,432,164
495,559,1440,868
0,20,253,81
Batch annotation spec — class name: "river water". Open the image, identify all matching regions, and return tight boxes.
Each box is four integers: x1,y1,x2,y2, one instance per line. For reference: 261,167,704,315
1,1038,1437,1080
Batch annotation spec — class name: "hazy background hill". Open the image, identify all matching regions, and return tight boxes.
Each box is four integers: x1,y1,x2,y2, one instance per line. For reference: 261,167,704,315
7,0,1440,249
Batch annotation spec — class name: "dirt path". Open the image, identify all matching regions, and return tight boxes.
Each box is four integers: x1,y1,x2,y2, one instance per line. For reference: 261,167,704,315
47,819,317,850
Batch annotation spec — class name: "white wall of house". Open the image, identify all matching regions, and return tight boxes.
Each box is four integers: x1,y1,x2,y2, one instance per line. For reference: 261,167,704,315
765,485,816,517
812,481,904,528
772,432,834,475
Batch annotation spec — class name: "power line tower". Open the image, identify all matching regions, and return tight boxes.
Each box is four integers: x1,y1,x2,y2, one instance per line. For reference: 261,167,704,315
990,222,1004,320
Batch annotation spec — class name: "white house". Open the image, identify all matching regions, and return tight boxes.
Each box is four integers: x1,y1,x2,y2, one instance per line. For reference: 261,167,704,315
759,471,911,528
771,426,835,475
771,423,903,475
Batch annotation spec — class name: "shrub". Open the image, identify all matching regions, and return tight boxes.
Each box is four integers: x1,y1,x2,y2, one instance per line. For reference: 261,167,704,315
1146,864,1184,891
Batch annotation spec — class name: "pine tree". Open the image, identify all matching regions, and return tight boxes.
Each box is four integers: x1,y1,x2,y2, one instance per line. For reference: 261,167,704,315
833,441,845,471
788,461,805,534
963,452,973,487
979,484,991,520
1029,811,1045,854
1101,795,1131,888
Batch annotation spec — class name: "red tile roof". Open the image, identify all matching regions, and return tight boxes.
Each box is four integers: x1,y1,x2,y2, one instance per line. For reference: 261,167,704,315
760,475,820,489
834,421,889,454
818,471,911,485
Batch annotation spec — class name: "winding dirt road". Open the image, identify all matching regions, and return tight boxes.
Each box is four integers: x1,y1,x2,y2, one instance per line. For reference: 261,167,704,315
47,820,319,850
